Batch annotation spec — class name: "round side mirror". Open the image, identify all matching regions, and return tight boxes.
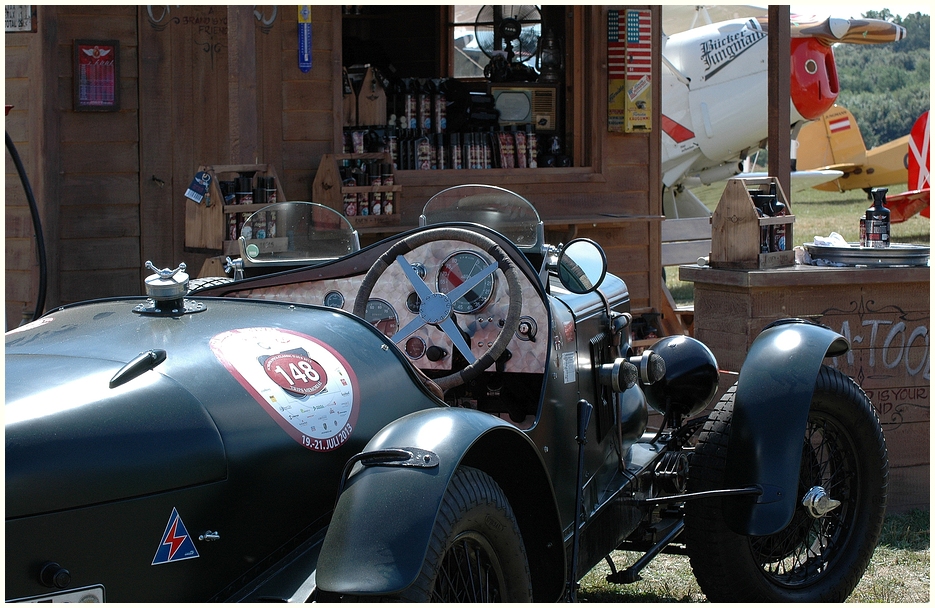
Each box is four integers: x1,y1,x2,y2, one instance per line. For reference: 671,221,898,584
557,238,607,294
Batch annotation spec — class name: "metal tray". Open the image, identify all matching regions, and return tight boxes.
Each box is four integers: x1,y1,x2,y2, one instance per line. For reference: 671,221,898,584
803,243,930,267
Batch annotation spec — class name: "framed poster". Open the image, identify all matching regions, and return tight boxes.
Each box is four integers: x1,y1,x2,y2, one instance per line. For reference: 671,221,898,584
74,40,120,111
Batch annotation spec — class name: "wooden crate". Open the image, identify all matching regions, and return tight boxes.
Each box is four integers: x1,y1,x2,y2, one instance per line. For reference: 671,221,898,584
184,164,285,252
710,177,795,269
312,153,402,230
682,264,930,512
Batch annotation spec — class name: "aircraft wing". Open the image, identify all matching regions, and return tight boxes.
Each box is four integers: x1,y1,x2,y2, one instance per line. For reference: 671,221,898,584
815,163,859,174
738,170,844,192
885,189,930,224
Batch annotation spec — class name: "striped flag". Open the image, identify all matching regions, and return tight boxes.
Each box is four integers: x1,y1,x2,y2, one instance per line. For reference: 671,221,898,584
626,9,652,78
828,116,851,133
608,10,626,78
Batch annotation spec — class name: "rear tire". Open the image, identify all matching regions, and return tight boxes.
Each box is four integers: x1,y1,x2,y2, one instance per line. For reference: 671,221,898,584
684,365,888,601
400,466,532,602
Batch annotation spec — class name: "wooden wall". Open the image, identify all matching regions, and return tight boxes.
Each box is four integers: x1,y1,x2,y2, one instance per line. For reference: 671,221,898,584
5,5,662,328
5,6,142,329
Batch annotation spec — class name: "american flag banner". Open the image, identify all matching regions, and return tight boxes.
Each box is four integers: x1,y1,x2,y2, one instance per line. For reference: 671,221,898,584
607,10,627,132
624,9,652,132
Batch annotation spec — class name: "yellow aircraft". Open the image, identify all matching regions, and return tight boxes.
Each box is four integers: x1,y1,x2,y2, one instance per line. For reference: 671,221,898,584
796,104,909,198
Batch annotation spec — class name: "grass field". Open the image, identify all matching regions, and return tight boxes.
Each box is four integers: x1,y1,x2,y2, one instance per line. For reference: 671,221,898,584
577,509,930,602
665,182,931,306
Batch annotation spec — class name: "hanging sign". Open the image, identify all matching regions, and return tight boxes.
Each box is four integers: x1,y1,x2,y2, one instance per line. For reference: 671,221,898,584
298,5,312,73
606,10,627,132
624,9,652,133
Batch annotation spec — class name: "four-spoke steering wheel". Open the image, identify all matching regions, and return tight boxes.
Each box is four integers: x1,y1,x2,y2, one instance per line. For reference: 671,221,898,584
354,227,523,392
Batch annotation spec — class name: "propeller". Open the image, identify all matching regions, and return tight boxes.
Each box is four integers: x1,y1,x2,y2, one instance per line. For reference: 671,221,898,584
755,15,907,45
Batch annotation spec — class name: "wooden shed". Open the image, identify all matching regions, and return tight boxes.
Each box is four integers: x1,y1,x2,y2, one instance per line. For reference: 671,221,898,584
5,5,666,328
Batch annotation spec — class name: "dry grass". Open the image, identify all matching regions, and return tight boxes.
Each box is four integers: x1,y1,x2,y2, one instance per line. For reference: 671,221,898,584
577,509,930,602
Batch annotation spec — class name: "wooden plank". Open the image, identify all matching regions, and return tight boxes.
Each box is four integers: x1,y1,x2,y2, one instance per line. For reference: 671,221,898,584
282,111,334,141
59,237,141,271
61,111,140,143
879,420,929,466
60,205,140,239
886,465,929,513
662,240,711,268
6,204,36,237
4,79,28,112
4,44,30,78
228,5,258,164
60,269,142,303
61,142,139,174
4,237,36,270
35,6,62,308
61,173,141,207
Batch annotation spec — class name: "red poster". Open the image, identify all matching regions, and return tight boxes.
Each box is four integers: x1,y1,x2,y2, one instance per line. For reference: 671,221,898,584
74,40,119,111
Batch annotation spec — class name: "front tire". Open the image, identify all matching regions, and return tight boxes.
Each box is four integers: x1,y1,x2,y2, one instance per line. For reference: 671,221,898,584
684,365,888,602
401,466,532,602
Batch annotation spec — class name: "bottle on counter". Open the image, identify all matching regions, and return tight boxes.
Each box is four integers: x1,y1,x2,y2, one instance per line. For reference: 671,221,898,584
865,187,891,248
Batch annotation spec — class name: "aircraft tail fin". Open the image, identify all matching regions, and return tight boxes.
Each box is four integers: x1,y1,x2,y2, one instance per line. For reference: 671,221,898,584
796,104,867,171
884,111,930,223
907,110,930,192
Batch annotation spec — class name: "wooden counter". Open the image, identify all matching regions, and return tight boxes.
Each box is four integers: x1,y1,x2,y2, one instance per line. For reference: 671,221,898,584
680,263,930,513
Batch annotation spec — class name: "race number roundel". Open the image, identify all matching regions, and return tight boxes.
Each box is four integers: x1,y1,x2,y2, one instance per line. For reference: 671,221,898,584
263,352,327,396
210,327,359,452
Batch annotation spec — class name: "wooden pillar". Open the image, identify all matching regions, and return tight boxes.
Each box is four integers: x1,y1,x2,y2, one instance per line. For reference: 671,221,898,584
228,6,258,164
767,5,791,201
33,5,61,310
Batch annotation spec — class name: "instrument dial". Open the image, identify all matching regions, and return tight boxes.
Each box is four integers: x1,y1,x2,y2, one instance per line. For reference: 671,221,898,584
405,336,427,360
323,290,345,309
364,299,398,337
406,292,422,314
437,251,496,314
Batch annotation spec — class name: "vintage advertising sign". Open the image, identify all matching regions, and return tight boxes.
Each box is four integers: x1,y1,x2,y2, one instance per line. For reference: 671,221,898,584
210,327,360,452
74,40,119,111
608,9,653,133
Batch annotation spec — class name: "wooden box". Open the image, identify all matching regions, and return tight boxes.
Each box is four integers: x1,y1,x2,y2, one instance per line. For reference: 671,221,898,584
312,153,402,230
710,177,795,269
682,263,930,513
184,163,286,253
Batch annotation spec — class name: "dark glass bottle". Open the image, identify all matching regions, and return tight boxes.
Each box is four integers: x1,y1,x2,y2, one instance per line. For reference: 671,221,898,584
865,188,891,248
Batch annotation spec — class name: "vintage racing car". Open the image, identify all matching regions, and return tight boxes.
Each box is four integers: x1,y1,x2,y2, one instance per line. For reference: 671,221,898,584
5,185,888,602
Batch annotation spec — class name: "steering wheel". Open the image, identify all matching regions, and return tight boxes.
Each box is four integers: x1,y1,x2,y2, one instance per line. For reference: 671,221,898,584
354,227,523,392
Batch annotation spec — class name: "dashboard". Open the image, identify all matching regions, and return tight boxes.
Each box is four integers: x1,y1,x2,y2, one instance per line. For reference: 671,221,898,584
231,239,550,376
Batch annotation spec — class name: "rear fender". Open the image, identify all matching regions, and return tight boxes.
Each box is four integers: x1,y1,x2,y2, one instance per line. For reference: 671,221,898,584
315,407,565,601
723,319,850,536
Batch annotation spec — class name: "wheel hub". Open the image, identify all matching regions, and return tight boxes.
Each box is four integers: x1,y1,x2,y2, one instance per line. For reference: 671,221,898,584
419,292,452,324
802,485,841,518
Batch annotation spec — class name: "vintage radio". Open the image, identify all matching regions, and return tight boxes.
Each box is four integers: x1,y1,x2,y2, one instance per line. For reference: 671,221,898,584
488,83,559,132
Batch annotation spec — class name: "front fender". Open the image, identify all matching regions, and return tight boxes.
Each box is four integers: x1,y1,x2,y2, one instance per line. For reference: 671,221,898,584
316,407,564,600
723,319,850,536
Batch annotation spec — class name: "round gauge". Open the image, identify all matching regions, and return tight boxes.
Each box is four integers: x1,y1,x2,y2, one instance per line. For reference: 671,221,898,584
406,292,422,314
323,290,345,309
437,251,496,314
405,336,427,359
364,298,398,337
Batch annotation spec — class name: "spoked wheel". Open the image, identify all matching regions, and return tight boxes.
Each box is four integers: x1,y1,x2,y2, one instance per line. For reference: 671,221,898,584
400,466,532,602
684,365,888,602
433,532,507,601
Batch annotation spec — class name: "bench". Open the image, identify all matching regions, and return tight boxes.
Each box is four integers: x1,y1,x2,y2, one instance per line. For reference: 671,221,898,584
659,217,711,337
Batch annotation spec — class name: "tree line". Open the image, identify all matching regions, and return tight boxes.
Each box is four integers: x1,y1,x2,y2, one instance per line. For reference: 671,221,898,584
833,10,930,148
